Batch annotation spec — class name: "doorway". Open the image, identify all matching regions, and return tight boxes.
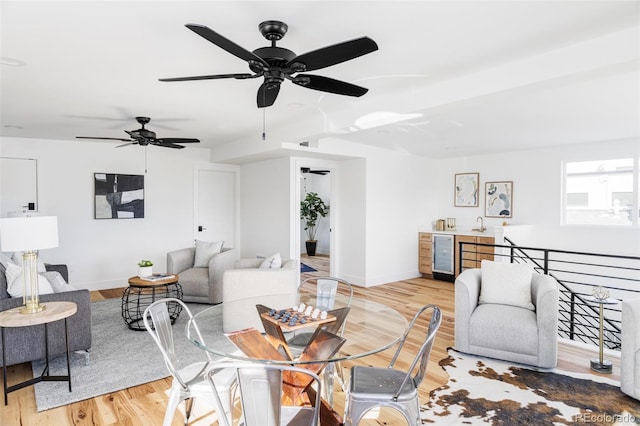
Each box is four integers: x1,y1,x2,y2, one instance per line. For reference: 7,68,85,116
297,160,335,275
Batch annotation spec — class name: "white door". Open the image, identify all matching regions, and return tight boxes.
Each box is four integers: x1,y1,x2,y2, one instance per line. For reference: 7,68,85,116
194,164,240,247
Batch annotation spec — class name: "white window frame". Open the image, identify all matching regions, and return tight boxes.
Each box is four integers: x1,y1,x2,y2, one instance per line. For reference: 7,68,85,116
561,157,639,227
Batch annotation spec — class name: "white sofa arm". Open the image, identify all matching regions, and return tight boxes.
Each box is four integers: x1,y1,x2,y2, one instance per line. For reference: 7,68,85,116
207,248,238,303
532,273,559,367
167,247,195,274
222,259,298,332
622,298,640,399
454,268,482,353
234,258,263,269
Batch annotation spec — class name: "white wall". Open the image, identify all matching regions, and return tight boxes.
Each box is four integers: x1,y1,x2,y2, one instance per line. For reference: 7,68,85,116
431,139,640,256
3,135,635,292
0,137,212,290
363,150,436,286
239,157,293,259
334,158,367,284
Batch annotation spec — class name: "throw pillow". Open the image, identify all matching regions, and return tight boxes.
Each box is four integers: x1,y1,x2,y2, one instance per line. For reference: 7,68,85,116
5,261,54,297
193,240,224,268
479,259,535,310
42,271,75,293
260,253,282,269
0,252,12,268
11,251,47,272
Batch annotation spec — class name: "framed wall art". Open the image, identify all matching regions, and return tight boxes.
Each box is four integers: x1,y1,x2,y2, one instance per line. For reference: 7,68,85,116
485,181,513,218
94,173,144,219
454,173,479,207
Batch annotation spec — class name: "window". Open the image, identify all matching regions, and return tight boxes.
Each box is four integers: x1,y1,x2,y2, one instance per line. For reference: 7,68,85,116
563,158,639,226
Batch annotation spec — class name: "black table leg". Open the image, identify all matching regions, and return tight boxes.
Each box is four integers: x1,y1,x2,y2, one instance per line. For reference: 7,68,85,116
2,327,7,406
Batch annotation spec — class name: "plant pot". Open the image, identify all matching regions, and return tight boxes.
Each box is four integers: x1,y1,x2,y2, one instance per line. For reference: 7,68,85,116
305,240,318,256
138,266,153,277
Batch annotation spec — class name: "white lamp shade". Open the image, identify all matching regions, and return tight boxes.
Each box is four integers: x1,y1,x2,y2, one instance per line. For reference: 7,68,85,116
0,216,59,251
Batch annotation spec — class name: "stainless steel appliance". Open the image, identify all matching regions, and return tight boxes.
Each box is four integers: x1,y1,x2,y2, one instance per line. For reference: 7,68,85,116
432,233,454,281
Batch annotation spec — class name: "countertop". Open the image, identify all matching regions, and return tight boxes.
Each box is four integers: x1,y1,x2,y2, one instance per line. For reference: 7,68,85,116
420,227,505,237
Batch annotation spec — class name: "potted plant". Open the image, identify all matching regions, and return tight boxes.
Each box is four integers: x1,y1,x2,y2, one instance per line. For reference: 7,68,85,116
137,260,153,277
300,192,328,256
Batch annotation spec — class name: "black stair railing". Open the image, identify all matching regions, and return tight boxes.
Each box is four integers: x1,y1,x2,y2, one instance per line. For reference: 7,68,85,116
458,238,640,351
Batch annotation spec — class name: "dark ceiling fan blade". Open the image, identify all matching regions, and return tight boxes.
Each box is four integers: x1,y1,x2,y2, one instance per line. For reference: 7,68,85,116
115,142,138,148
152,142,186,149
257,82,280,108
186,24,269,66
159,73,257,82
76,136,133,142
293,74,368,97
124,130,145,140
156,138,200,144
288,37,378,72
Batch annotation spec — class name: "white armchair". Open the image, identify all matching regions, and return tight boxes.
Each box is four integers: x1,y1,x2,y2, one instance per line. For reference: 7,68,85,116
621,298,640,400
222,257,298,333
455,262,559,368
167,247,238,304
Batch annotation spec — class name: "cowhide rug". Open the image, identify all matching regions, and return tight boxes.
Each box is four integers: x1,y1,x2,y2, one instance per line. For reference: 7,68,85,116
421,348,639,425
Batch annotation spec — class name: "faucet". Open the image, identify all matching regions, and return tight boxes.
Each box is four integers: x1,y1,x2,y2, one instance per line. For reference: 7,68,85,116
476,216,486,232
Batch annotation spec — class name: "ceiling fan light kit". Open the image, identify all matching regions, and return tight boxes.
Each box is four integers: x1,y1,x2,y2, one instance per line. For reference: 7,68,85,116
159,20,379,108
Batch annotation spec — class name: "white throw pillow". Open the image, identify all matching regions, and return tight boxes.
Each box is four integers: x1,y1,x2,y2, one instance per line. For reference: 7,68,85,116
11,251,47,272
193,240,224,268
0,252,12,268
479,260,534,310
5,261,54,297
260,253,282,269
42,271,75,293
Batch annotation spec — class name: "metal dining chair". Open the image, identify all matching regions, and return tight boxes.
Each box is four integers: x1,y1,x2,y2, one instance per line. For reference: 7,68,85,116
207,362,322,426
287,276,354,400
344,304,442,426
143,298,236,426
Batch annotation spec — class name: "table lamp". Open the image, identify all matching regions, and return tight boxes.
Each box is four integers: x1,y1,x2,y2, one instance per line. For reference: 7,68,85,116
0,216,59,313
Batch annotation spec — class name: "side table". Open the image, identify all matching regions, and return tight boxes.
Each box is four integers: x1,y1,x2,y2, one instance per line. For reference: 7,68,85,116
586,295,619,374
122,274,182,331
0,301,77,405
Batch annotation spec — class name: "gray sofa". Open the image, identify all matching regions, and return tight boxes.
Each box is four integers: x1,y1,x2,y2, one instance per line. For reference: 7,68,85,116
0,264,92,367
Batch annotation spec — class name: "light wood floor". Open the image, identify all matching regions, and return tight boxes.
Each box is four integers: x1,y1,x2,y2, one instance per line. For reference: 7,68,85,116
0,254,620,425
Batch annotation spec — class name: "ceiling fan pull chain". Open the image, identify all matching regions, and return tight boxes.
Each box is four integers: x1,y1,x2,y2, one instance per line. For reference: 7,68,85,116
145,146,148,173
262,94,267,140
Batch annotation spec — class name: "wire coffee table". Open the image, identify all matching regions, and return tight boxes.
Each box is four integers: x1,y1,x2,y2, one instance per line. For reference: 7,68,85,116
122,274,182,331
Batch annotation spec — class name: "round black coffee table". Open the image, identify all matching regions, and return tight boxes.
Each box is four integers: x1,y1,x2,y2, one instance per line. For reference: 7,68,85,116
121,274,183,331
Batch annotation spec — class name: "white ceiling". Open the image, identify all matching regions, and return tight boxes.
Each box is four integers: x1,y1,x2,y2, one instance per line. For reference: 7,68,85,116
1,0,639,159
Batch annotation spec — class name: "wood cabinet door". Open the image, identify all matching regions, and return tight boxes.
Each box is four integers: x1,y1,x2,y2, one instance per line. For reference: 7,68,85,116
476,236,495,264
418,233,432,274
455,235,477,276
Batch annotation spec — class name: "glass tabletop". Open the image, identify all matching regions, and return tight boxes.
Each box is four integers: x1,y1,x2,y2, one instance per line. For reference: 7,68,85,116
187,295,408,365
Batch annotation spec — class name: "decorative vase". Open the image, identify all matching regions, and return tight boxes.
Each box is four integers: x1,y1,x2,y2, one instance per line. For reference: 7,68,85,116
138,266,152,277
305,240,317,256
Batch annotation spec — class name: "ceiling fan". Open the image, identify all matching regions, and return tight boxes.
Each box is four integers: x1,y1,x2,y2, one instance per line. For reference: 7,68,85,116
76,116,200,149
159,20,378,108
301,167,330,175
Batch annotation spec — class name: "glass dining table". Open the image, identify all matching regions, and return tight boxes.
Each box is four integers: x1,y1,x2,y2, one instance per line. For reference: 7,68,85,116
186,293,408,425
186,294,408,365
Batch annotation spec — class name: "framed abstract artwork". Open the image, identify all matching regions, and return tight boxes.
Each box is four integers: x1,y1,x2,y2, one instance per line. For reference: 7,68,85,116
94,173,144,219
454,173,479,207
485,181,513,218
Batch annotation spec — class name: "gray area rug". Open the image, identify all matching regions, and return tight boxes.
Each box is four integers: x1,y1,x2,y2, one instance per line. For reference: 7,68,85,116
32,298,234,412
